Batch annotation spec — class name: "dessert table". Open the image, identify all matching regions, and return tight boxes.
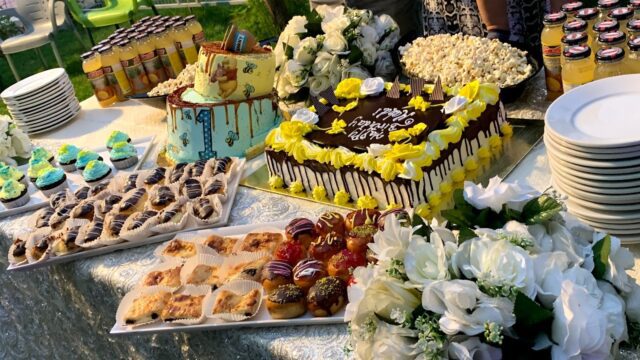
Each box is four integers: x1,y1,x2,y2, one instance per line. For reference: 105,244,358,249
0,73,638,359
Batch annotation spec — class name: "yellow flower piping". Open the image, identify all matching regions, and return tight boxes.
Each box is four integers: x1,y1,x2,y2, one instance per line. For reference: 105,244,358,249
334,189,350,206
408,96,431,111
332,100,358,114
428,191,442,207
312,185,327,201
357,195,378,210
439,181,453,194
415,203,431,218
451,168,466,182
335,78,364,99
268,175,284,189
386,202,402,210
289,181,304,194
500,122,513,137
326,119,347,135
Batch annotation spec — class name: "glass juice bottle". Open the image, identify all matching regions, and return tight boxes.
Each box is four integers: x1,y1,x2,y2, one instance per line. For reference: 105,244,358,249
81,51,116,107
632,0,640,18
597,30,628,54
562,31,590,66
609,7,634,33
134,33,168,86
98,45,131,101
598,0,620,21
628,37,640,73
564,18,591,44
593,19,620,52
542,12,566,100
562,2,584,19
117,39,151,94
628,19,640,39
152,27,184,78
594,46,630,79
185,15,205,51
576,8,600,45
172,20,198,65
562,45,595,91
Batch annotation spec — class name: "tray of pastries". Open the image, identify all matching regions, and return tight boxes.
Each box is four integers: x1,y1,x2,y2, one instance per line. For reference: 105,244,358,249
111,208,404,334
7,157,245,271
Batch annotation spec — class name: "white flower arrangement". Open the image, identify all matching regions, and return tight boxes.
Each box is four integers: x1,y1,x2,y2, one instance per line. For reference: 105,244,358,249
274,6,400,101
0,115,32,166
345,177,640,359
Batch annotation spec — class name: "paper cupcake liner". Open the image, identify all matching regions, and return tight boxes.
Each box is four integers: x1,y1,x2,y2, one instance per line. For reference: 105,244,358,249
138,168,168,190
51,235,83,256
49,188,76,210
144,183,181,212
149,198,190,234
180,253,226,287
119,211,159,242
136,259,185,291
189,195,223,227
1,191,31,209
159,284,211,325
222,250,272,283
111,155,139,170
195,232,242,257
8,233,30,266
231,227,286,254
153,236,214,262
116,285,175,328
74,218,105,249
25,228,54,264
18,175,29,187
59,162,77,173
205,279,264,322
202,174,228,203
40,179,70,198
114,187,149,215
166,164,188,184
27,207,54,229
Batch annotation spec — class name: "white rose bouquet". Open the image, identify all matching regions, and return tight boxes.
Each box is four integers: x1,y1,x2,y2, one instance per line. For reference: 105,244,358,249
0,115,32,166
346,177,640,359
274,6,400,101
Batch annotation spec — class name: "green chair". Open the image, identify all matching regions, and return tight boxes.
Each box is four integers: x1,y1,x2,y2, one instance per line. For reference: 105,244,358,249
66,0,156,45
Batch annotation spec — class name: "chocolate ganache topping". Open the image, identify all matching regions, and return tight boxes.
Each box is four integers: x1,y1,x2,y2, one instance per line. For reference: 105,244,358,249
306,93,447,151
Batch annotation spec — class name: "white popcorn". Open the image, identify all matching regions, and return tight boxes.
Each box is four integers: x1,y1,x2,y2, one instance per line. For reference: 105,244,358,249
148,63,197,97
400,34,533,87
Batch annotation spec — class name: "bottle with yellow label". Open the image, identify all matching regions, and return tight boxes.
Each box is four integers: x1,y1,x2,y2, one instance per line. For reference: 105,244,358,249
172,20,198,65
576,8,600,46
185,15,205,51
594,46,631,79
117,39,151,94
152,27,184,79
81,51,116,107
609,7,634,32
628,38,640,73
562,45,595,91
562,32,590,66
134,33,168,86
562,2,584,20
597,0,620,21
542,12,567,100
97,45,131,101
597,30,628,54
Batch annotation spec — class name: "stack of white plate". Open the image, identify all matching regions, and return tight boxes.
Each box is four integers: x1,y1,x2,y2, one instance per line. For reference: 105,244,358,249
1,68,80,135
545,74,640,243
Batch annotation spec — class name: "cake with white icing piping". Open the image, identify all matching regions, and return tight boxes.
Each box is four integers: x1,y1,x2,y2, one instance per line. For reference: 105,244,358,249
264,77,511,210
166,32,280,163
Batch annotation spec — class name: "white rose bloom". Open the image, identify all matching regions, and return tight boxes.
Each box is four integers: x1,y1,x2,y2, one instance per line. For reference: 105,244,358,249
597,281,628,343
379,27,400,51
562,211,595,247
359,77,385,96
527,224,553,253
9,126,31,158
275,74,300,98
371,322,419,360
423,280,515,335
551,280,612,360
341,64,371,80
345,264,377,322
292,36,318,65
595,233,635,293
308,75,331,96
350,275,421,325
404,231,450,288
367,143,391,157
374,51,396,80
548,222,585,267
453,237,537,299
448,337,502,360
315,4,344,20
532,251,569,308
623,280,640,322
399,160,420,181
291,108,319,125
463,177,539,213
368,214,413,263
355,38,377,66
321,16,350,35
312,51,339,77
322,32,348,53
474,220,535,248
284,15,308,35
283,60,309,88
359,24,380,44
373,14,398,37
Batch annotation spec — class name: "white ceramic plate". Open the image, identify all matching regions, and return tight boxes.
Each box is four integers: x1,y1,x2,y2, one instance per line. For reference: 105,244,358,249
566,201,640,223
545,134,640,167
549,156,640,182
554,180,640,211
6,85,76,116
545,74,640,148
2,78,73,107
0,68,67,99
12,102,81,132
551,169,640,194
577,217,640,231
548,151,640,175
553,176,640,203
19,109,80,135
544,127,640,155
10,97,80,124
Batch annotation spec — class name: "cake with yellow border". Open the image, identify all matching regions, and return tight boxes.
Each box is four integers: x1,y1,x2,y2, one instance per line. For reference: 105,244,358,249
166,35,280,163
264,77,510,210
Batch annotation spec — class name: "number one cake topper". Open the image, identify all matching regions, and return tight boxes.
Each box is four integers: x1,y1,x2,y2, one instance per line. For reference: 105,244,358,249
222,24,257,53
429,76,445,101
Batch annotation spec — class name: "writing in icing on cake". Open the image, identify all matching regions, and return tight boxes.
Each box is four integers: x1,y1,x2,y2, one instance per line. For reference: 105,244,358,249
347,107,416,141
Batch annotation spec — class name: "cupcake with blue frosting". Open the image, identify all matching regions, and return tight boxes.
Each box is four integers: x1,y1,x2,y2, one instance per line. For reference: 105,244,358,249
76,150,103,171
0,165,27,187
28,157,54,183
0,179,30,208
31,146,55,164
57,144,81,172
83,160,112,184
106,131,131,150
109,141,138,169
35,167,68,197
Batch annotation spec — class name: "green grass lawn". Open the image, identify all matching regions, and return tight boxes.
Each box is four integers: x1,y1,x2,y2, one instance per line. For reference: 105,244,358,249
0,0,308,115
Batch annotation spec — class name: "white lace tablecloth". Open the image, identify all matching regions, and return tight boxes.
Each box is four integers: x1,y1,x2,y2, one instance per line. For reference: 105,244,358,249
0,81,638,359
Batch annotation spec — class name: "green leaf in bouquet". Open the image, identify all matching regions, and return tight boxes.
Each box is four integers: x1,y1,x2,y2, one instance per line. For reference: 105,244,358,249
305,10,323,36
453,189,470,209
458,227,477,243
592,234,611,280
514,291,553,327
284,43,294,60
441,209,473,228
521,195,562,225
499,204,522,222
412,213,432,238
347,44,363,64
